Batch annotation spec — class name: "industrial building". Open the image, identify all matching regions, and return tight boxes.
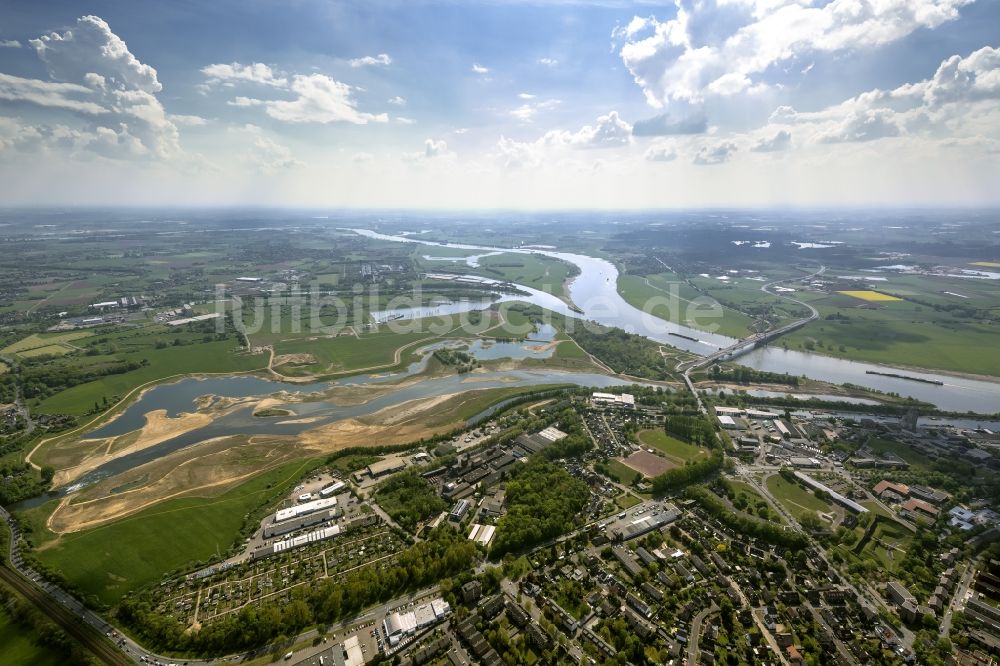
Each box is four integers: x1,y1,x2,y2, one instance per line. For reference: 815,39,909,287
717,415,738,429
263,508,338,538
610,504,681,541
366,458,407,478
449,499,471,522
467,523,496,547
591,392,635,409
382,598,452,645
252,525,341,560
274,496,337,524
319,481,346,497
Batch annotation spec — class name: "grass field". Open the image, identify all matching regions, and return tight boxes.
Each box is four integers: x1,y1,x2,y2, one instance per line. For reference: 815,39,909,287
1,331,93,357
863,520,913,571
606,459,641,484
837,290,902,302
615,493,641,509
617,274,755,338
864,437,935,472
765,474,833,519
637,429,709,464
474,252,578,298
0,608,65,666
781,283,1000,376
273,329,434,376
26,458,319,606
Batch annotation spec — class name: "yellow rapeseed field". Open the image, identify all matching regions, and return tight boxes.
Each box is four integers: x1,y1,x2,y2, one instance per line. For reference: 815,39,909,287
970,261,1000,268
837,290,902,302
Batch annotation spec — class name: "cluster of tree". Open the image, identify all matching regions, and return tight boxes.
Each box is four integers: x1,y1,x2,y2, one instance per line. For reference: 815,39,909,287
118,525,479,655
432,348,478,373
709,364,800,386
650,450,725,494
0,460,49,505
21,358,148,399
686,485,808,549
711,392,937,416
0,583,102,665
374,471,448,532
492,462,590,556
0,373,16,403
622,384,702,414
568,323,670,380
664,414,719,448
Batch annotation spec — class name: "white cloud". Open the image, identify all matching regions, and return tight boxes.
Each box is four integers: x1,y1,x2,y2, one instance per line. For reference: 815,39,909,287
169,113,208,126
0,73,105,114
543,111,632,148
388,95,406,106
471,63,490,74
765,46,1000,146
424,139,449,157
537,58,558,66
396,116,416,124
617,0,974,107
405,138,454,162
518,93,536,100
645,141,678,161
0,40,21,49
632,108,707,136
245,74,388,125
750,129,791,152
509,99,560,123
693,141,737,165
201,62,287,87
349,53,392,68
493,111,633,170
0,15,181,159
352,152,374,162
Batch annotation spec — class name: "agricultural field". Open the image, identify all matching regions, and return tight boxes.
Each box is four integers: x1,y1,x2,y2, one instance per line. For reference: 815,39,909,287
780,276,1000,376
837,290,902,302
637,429,710,464
1,331,93,357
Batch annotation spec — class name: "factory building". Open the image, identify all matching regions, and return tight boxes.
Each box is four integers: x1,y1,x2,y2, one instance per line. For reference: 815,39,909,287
382,598,452,645
274,496,337,524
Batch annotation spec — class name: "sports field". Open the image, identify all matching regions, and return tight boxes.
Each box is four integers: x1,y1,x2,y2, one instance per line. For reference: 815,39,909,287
618,450,675,478
637,429,709,464
837,290,902,302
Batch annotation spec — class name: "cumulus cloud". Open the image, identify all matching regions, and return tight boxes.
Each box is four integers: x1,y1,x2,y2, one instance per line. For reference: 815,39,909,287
230,75,387,125
518,93,536,100
544,111,632,148
0,15,181,160
693,141,737,165
202,61,386,125
396,116,416,125
201,62,287,87
537,58,558,66
750,129,791,152
492,112,633,170
388,96,406,106
405,138,454,162
0,73,105,114
616,0,973,107
0,40,21,48
349,53,391,67
764,46,1000,145
471,63,489,74
644,141,678,162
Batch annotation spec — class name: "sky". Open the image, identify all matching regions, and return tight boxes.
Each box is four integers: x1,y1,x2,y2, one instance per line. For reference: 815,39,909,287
0,0,998,209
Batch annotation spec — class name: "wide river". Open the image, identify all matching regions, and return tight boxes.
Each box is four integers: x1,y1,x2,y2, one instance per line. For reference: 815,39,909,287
354,229,1000,413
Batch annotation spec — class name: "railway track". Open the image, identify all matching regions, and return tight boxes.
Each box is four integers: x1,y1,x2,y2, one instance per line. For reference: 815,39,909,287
0,564,131,666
